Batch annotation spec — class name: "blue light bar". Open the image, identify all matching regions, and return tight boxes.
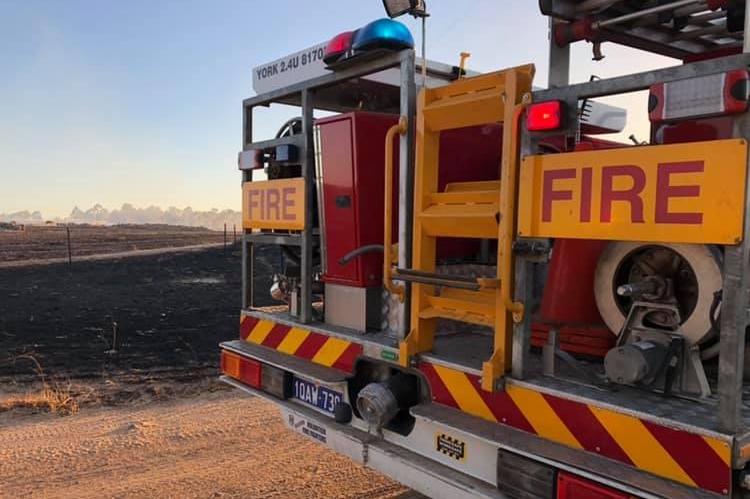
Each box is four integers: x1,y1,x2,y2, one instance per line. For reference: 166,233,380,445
351,18,414,52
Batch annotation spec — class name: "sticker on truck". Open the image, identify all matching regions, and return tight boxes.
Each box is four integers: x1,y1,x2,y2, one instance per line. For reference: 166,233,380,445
286,412,328,444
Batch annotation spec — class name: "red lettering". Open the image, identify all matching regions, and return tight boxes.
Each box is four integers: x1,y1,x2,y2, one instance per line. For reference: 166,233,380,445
248,189,260,219
259,189,266,219
282,187,296,220
580,167,593,223
655,161,704,224
542,169,576,222
600,165,645,223
267,189,280,220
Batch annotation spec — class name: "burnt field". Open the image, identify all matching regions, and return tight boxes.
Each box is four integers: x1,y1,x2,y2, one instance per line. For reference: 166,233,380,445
0,244,418,499
0,245,277,390
0,224,230,264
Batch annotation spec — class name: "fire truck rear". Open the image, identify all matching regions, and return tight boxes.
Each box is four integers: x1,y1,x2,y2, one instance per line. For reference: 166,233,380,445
221,2,750,498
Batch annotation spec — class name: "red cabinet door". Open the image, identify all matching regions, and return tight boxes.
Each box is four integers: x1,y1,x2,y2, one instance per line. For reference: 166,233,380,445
320,116,359,284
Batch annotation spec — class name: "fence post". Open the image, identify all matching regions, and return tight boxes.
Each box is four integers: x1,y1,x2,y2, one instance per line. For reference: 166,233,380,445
66,226,72,265
224,223,227,253
233,224,237,245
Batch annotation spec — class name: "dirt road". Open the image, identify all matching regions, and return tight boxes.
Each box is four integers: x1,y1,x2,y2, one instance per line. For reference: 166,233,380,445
0,391,415,499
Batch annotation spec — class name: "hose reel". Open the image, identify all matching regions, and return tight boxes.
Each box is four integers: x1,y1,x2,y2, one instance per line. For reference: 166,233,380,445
594,242,722,396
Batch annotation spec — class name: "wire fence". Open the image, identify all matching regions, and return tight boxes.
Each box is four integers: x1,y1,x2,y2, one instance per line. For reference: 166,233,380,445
0,224,237,265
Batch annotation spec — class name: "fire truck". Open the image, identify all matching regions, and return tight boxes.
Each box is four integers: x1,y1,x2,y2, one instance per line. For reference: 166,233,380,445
220,1,750,498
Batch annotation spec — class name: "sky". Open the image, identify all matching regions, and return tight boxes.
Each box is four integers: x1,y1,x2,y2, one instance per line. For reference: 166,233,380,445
0,0,675,219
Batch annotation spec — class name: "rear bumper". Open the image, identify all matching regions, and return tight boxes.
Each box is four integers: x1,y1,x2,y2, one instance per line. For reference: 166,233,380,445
221,375,507,499
220,339,721,499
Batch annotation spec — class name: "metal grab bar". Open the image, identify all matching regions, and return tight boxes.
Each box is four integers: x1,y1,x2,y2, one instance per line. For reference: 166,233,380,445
500,98,531,323
384,117,407,302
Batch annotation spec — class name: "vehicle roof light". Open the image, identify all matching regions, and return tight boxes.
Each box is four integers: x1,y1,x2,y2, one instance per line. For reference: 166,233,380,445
526,100,564,131
323,31,355,66
649,70,749,123
351,18,414,52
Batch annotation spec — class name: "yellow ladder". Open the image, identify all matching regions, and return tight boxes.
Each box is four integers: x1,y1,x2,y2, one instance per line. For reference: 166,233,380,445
398,64,534,391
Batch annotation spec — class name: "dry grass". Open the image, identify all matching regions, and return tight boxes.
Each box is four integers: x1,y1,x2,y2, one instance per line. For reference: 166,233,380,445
1,382,80,416
0,355,86,416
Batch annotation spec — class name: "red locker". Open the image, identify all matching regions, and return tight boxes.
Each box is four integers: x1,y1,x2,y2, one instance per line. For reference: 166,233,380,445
319,112,397,288
318,112,502,288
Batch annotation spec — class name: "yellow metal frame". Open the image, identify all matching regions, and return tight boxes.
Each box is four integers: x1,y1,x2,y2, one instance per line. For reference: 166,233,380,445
398,64,535,392
482,98,530,391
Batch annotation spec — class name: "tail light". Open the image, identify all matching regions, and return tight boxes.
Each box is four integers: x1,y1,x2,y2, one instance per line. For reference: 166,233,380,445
221,350,292,398
526,101,565,131
238,149,265,170
557,472,631,499
649,70,749,123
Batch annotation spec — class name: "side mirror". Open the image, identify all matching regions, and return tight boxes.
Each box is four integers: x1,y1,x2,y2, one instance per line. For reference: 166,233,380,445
382,0,426,18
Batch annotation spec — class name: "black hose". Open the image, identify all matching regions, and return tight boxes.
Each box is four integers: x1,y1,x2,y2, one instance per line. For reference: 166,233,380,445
339,245,385,266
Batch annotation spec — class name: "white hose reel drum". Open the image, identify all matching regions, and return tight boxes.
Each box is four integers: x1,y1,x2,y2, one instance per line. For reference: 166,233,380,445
594,242,723,358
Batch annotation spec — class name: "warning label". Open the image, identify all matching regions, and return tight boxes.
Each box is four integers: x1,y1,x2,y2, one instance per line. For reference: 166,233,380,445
287,414,327,444
436,433,466,461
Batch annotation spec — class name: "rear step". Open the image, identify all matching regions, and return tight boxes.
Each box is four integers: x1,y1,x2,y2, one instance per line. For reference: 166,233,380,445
221,375,509,499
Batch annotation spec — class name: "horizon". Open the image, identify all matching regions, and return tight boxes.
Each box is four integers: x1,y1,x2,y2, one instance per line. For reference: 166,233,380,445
1,202,241,217
0,202,241,230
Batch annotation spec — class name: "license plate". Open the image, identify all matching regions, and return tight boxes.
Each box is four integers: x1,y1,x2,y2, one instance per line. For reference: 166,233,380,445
292,377,342,415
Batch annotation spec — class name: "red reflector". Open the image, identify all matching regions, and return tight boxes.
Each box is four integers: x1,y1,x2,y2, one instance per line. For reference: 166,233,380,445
324,31,354,65
239,358,262,388
557,472,629,499
220,351,262,389
527,101,563,131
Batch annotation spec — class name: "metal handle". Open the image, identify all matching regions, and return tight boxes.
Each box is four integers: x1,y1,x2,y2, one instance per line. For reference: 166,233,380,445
500,99,531,322
384,117,407,302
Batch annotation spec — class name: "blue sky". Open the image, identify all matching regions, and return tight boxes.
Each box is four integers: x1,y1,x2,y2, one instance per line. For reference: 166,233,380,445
0,0,673,218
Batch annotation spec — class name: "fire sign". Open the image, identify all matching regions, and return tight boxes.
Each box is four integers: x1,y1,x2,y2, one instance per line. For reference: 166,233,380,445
518,139,748,244
242,178,305,230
